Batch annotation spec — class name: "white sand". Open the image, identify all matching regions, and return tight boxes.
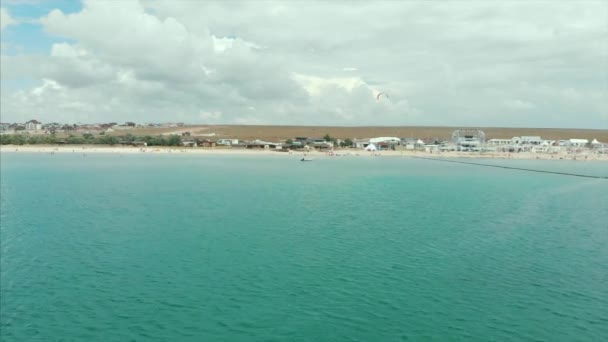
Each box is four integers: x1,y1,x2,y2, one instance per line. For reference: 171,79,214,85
1,145,607,161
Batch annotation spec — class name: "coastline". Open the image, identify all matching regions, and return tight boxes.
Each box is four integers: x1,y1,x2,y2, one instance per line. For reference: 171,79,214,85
2,145,607,161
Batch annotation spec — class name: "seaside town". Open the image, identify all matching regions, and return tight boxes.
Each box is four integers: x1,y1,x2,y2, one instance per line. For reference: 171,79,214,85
1,119,607,159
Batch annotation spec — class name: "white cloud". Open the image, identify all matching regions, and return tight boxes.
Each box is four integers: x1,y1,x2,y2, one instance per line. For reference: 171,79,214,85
0,7,17,31
292,73,373,97
0,0,606,128
504,99,535,110
212,35,262,53
51,43,88,58
31,78,61,96
199,110,222,122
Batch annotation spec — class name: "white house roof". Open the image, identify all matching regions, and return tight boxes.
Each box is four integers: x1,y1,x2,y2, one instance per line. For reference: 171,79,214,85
370,137,401,143
569,139,589,143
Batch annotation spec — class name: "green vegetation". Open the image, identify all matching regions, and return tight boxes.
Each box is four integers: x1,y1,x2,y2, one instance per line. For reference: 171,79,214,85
0,134,184,147
324,133,343,147
340,138,353,148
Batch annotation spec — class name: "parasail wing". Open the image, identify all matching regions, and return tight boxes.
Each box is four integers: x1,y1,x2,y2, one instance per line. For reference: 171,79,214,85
376,92,388,100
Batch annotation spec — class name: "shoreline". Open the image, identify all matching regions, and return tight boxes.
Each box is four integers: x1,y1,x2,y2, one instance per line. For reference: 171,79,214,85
2,145,607,161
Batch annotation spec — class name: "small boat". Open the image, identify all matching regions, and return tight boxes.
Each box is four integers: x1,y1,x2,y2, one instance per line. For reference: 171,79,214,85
300,158,313,162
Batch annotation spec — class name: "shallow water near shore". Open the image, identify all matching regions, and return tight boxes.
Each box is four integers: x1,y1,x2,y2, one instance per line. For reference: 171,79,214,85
1,153,607,341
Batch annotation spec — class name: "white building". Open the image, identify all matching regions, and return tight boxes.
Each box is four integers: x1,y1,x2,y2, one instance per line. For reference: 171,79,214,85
520,136,543,145
568,139,589,147
424,145,440,153
217,139,239,145
370,137,401,144
487,139,512,146
353,139,370,149
25,120,42,131
440,143,458,151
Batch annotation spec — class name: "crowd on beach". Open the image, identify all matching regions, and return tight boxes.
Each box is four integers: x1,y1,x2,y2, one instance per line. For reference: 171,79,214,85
2,144,607,162
1,123,607,161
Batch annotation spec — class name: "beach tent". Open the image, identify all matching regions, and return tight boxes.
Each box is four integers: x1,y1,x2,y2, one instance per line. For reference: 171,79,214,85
365,143,377,151
591,139,600,145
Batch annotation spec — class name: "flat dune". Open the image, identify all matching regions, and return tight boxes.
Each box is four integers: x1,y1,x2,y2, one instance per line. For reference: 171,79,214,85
152,125,608,142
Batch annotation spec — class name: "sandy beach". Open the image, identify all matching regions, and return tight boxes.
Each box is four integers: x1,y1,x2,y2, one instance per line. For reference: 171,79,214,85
2,145,607,161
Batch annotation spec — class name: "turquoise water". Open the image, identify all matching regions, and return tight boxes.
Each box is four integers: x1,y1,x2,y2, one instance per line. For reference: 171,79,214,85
1,153,607,341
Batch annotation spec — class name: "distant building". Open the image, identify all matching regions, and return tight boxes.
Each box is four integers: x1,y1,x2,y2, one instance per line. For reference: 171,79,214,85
370,137,401,144
196,139,216,147
0,123,10,132
306,138,333,149
163,122,185,128
452,129,485,150
245,140,279,149
520,136,543,145
487,139,512,146
568,139,589,147
216,139,239,146
353,139,370,149
25,120,42,131
397,138,417,150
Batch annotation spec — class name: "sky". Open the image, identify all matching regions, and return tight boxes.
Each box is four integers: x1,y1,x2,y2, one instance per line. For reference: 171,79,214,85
1,0,607,128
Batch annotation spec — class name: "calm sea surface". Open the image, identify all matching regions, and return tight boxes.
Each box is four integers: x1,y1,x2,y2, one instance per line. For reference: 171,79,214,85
1,153,607,341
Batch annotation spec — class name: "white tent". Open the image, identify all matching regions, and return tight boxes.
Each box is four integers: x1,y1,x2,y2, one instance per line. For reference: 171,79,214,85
365,143,377,151
591,139,600,145
416,139,425,145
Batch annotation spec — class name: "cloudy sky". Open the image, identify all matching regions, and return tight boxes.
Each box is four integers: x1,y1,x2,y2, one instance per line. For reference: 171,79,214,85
1,0,607,128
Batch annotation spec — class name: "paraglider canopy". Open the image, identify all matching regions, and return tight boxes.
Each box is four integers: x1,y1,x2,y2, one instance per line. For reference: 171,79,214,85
376,92,388,101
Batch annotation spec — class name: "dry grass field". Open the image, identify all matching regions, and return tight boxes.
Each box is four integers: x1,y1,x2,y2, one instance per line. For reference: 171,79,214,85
140,125,608,142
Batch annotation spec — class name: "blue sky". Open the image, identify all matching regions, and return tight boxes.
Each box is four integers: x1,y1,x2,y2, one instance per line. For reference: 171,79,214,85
1,1,607,128
3,0,81,17
1,1,81,92
1,0,80,54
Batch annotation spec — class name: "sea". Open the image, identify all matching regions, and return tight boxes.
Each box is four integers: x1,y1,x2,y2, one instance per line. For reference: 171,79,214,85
1,153,607,341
